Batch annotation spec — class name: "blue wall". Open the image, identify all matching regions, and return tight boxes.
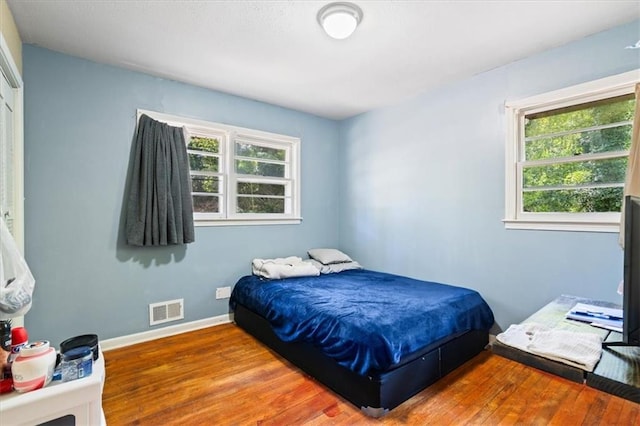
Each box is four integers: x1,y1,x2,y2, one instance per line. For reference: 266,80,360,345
21,19,640,345
22,45,341,346
338,20,640,330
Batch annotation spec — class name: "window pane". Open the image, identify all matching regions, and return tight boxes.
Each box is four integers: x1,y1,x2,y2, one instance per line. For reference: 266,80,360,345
189,153,218,172
191,176,219,193
237,197,285,214
189,136,219,154
525,96,635,138
525,124,632,161
235,142,285,161
237,182,285,196
235,160,285,177
523,157,627,189
193,195,219,213
523,187,623,213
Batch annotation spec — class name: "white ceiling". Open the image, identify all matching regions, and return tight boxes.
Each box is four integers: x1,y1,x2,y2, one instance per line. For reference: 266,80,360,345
7,0,640,120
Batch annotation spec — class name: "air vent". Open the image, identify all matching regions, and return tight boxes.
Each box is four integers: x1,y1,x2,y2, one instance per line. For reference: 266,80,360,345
149,299,184,326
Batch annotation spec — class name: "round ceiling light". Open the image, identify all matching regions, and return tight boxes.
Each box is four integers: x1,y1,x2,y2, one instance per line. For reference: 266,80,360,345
317,2,363,40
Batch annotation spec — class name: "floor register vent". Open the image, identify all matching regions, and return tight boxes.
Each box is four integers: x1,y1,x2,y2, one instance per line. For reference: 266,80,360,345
149,299,184,326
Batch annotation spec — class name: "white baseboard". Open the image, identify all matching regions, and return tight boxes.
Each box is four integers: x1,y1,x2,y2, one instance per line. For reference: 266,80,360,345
100,313,234,352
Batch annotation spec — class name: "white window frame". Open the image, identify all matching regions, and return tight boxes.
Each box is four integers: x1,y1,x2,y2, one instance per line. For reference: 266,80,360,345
0,33,25,328
0,33,23,248
137,109,301,226
185,125,228,222
504,70,639,233
230,133,297,221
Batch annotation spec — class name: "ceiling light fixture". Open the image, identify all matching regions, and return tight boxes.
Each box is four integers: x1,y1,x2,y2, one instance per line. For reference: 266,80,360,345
317,2,363,40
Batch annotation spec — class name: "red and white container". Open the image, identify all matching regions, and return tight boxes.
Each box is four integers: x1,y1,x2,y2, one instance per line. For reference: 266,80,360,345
11,340,56,393
8,326,28,363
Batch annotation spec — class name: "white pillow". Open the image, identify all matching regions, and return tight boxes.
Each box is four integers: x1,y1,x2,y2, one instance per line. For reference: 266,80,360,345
307,248,353,265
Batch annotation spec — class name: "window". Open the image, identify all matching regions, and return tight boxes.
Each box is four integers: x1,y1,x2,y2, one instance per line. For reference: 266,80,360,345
505,70,638,232
0,56,23,244
139,110,301,226
188,132,225,218
0,71,15,234
232,137,293,216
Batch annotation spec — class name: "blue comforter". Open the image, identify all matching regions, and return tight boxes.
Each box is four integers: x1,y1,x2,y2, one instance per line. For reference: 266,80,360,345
230,269,494,375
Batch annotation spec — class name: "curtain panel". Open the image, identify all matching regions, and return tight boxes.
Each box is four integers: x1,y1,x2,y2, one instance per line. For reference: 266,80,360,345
125,114,195,246
620,83,640,247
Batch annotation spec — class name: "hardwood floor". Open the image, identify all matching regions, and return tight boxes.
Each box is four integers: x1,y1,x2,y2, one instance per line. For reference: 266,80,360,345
102,323,639,425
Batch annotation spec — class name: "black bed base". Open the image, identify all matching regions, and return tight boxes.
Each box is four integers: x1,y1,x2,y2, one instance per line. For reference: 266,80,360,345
233,303,489,417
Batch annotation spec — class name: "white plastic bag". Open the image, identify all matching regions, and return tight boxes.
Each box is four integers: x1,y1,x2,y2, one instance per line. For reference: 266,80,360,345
0,216,34,318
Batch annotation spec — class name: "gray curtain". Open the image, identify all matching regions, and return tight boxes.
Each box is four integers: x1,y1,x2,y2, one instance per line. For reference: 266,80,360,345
125,114,195,246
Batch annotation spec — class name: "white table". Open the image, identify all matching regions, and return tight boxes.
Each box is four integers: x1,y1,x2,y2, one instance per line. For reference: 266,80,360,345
0,350,105,425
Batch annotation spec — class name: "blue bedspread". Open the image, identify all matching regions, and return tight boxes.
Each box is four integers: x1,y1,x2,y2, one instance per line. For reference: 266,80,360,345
230,269,494,375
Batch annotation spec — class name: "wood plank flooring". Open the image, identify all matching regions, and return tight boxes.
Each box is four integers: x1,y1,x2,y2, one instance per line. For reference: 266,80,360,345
102,323,639,425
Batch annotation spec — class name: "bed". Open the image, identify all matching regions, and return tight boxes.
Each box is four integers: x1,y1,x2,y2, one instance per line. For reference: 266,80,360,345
230,266,494,417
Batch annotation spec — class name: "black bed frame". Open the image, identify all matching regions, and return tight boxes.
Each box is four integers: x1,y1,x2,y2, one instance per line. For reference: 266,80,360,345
233,303,489,417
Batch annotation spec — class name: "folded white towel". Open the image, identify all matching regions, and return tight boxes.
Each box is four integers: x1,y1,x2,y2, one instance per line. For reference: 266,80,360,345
528,329,602,372
252,257,320,279
254,256,302,266
496,323,550,352
496,322,602,372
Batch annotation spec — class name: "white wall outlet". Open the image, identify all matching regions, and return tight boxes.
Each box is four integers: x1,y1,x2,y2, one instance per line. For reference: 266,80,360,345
216,286,231,299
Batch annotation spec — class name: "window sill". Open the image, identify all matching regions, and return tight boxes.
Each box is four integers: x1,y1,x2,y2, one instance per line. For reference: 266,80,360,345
503,218,620,233
195,217,303,227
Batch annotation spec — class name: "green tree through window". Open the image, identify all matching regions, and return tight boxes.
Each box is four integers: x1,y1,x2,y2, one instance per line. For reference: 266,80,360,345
522,95,634,213
188,136,221,214
234,141,287,213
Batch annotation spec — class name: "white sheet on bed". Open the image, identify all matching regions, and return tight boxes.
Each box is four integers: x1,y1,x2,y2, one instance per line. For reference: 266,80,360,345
252,256,320,279
306,258,362,274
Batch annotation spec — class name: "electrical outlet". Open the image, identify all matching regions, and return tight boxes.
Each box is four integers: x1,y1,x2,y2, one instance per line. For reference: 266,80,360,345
216,286,231,299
